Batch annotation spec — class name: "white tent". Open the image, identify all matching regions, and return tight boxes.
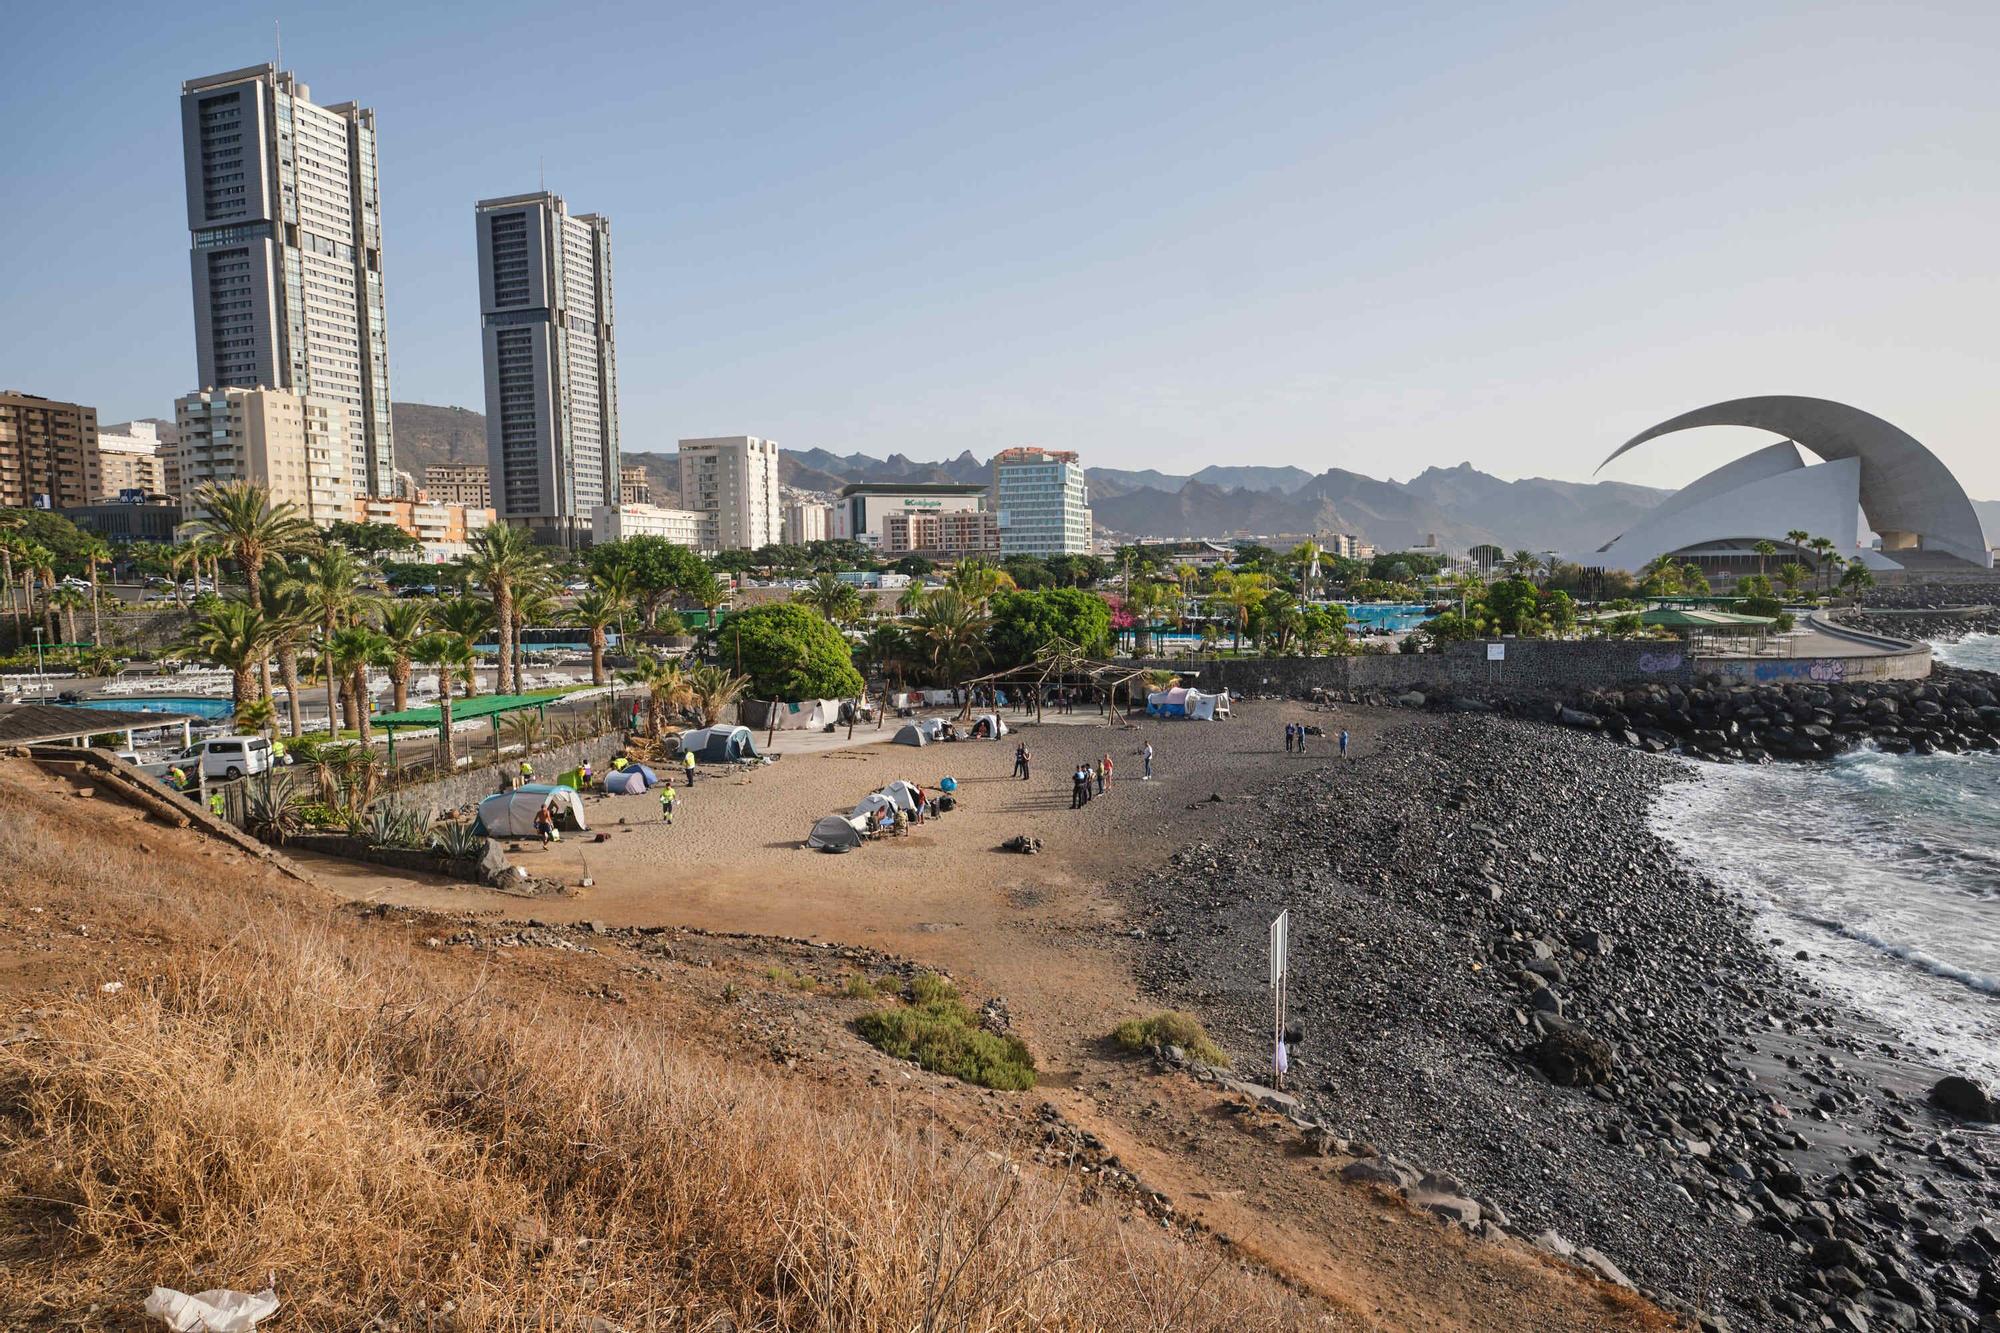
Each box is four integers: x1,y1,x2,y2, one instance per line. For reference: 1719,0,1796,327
969,713,1008,738
474,785,589,837
914,716,948,739
879,779,924,812
892,723,928,747
806,813,866,851
851,791,898,822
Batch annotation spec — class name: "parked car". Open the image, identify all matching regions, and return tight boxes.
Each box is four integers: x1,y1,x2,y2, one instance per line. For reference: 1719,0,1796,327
139,735,274,782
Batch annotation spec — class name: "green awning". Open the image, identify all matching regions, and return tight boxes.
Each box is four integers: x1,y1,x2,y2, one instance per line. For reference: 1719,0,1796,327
372,693,559,728
1588,608,1775,628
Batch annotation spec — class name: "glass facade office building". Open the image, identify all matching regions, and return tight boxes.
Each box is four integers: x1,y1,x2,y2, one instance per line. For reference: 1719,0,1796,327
993,447,1093,556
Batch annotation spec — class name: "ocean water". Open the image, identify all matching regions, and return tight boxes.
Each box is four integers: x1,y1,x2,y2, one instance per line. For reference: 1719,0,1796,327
1655,633,2000,1083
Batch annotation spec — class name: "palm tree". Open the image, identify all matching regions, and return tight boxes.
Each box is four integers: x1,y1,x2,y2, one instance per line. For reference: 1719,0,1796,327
299,543,367,731
417,631,474,769
432,597,493,697
945,557,1010,608
1506,549,1542,581
510,577,559,693
685,568,729,630
326,625,383,745
589,562,639,641
908,589,989,683
1288,540,1325,602
260,570,316,738
1785,529,1810,556
377,600,432,713
860,624,911,686
1808,537,1838,594
23,545,57,643
463,525,542,695
1212,570,1266,650
1839,559,1876,596
182,598,275,712
1753,540,1777,577
183,481,313,607
49,586,86,654
622,652,692,737
0,530,22,639
896,581,930,618
687,662,751,727
78,536,110,647
796,572,863,625
571,589,623,686
1777,561,1808,598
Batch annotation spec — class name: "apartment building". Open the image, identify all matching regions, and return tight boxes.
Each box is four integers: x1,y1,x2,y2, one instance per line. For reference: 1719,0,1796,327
91,420,170,499
590,502,717,551
476,191,619,545
881,509,1000,560
0,391,98,510
180,64,394,495
619,464,650,506
173,386,353,525
350,495,492,562
422,462,490,508
678,436,780,550
781,501,831,545
992,447,1092,556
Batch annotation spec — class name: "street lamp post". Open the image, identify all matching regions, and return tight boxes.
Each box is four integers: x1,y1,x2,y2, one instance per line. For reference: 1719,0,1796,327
31,626,47,696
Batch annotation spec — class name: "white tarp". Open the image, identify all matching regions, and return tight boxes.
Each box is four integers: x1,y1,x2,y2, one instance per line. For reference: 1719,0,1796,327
772,698,843,730
475,785,588,837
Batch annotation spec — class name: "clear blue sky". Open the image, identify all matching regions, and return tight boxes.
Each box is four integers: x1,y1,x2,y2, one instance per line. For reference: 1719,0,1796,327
5,0,1998,498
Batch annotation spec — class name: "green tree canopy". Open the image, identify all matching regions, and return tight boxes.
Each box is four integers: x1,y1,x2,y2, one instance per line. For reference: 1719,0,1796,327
325,520,420,558
987,587,1113,666
721,602,865,700
588,536,709,619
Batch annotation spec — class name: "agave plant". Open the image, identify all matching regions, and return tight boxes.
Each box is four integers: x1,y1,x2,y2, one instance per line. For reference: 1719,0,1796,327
430,820,488,860
364,798,437,850
241,776,306,846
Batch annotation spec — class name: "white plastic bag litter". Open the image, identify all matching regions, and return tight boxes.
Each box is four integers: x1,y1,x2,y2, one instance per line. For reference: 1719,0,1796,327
143,1285,280,1332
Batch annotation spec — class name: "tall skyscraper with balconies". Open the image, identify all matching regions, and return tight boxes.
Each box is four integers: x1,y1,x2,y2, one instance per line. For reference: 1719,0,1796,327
476,192,619,547
180,64,393,495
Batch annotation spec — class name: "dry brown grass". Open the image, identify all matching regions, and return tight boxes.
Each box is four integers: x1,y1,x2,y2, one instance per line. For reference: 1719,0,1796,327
0,770,1307,1329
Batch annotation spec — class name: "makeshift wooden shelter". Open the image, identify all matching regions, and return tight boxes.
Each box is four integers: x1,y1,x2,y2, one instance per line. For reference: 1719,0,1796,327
956,638,1154,726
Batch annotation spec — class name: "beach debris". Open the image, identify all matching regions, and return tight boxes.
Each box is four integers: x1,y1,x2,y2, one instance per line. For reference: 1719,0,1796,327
999,835,1042,855
143,1284,279,1332
99,981,124,995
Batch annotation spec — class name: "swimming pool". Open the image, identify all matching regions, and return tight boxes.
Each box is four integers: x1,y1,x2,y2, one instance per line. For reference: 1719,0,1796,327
69,696,236,719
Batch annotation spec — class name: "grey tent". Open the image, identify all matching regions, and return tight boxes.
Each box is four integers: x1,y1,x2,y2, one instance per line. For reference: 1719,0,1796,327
806,813,865,852
892,723,928,747
682,725,760,762
474,785,588,837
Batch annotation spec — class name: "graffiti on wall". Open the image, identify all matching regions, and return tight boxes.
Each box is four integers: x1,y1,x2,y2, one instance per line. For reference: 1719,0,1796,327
1750,659,1848,684
1636,651,1684,674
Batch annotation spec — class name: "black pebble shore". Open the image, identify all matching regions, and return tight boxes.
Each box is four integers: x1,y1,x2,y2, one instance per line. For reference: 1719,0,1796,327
1130,713,2000,1331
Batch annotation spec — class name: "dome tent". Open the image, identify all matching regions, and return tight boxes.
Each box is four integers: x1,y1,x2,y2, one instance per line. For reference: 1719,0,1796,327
806,813,865,852
474,784,588,838
892,723,928,747
680,725,760,762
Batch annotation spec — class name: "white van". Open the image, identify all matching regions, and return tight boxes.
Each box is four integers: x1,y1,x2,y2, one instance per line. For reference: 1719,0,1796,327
142,735,274,782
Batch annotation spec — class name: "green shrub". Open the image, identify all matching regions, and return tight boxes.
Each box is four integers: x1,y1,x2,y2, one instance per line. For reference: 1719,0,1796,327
908,972,957,1006
855,986,1035,1091
841,973,898,1000
1112,1011,1230,1067
763,965,819,992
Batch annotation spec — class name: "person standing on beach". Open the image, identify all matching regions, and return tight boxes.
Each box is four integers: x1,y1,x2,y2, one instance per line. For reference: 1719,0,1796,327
1071,764,1088,809
1339,728,1350,760
1284,723,1295,754
1142,742,1154,780
1101,752,1113,791
659,783,675,826
1014,742,1030,780
683,749,697,786
1093,756,1105,796
1297,726,1307,754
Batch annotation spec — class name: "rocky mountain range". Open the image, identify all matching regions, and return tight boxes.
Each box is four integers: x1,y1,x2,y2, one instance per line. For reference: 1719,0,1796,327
395,403,2000,554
